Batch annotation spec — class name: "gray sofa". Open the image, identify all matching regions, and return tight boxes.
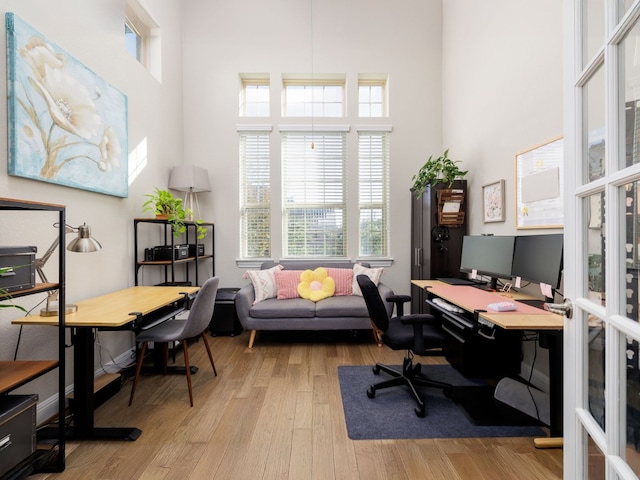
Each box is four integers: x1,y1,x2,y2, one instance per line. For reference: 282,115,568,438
235,261,394,348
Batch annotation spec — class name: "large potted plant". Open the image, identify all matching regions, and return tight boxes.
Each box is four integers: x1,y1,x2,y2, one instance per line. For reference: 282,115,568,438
143,188,207,239
411,149,468,198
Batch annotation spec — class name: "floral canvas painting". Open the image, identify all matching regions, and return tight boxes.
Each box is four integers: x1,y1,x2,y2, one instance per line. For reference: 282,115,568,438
5,13,128,197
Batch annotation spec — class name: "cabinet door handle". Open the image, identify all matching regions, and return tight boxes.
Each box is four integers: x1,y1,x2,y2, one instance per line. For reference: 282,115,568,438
414,248,422,267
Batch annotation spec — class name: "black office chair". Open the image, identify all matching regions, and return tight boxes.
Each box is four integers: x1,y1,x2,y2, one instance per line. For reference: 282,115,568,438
129,276,219,407
356,274,450,417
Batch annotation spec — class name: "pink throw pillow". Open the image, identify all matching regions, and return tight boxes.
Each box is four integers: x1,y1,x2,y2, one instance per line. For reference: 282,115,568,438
274,270,303,299
325,268,353,296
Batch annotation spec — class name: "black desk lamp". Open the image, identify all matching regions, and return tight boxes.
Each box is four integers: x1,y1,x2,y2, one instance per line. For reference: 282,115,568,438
37,223,102,317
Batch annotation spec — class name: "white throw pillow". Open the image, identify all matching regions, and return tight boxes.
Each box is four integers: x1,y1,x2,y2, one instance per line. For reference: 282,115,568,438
243,264,284,304
352,263,384,296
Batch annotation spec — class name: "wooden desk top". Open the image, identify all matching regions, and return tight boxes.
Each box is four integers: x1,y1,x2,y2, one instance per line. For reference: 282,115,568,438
12,286,199,328
411,279,564,330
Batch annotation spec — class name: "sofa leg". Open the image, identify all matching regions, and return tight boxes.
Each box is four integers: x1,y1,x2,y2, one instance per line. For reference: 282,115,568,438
248,329,257,349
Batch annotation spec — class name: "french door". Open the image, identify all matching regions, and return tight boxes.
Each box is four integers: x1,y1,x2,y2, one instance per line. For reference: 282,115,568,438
564,0,640,478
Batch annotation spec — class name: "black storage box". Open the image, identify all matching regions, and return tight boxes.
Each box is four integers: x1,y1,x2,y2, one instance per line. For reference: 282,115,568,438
152,245,189,261
0,246,36,292
210,288,243,336
0,394,37,477
188,244,205,257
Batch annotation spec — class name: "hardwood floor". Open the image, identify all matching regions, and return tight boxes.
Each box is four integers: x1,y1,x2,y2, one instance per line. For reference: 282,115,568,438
35,331,563,479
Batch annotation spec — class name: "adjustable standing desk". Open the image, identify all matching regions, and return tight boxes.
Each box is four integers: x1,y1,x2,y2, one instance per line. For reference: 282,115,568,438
12,285,199,441
412,280,564,448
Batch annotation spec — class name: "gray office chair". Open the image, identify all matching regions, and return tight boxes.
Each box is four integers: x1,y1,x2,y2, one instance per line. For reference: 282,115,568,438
357,274,450,417
128,276,220,407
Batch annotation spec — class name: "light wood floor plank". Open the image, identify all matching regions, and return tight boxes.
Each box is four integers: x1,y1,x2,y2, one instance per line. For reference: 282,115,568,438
35,332,562,479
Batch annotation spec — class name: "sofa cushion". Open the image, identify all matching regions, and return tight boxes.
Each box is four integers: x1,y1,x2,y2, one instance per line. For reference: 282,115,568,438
249,297,316,318
315,295,370,318
274,269,303,299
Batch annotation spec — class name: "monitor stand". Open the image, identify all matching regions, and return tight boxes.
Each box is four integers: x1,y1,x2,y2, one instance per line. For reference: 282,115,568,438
473,277,498,292
517,296,554,310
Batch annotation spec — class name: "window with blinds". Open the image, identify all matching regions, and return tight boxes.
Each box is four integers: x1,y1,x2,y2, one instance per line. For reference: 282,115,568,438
282,131,346,257
239,130,271,258
358,131,389,257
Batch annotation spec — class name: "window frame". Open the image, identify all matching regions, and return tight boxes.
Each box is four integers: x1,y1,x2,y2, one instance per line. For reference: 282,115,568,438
282,76,346,118
238,126,273,259
280,126,349,258
240,75,270,117
358,127,391,257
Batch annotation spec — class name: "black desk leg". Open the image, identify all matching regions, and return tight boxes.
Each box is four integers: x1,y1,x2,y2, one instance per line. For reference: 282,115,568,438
534,330,563,448
545,330,564,438
70,327,141,441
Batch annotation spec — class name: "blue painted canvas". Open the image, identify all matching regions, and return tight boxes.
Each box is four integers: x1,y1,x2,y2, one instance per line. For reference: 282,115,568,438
5,13,128,197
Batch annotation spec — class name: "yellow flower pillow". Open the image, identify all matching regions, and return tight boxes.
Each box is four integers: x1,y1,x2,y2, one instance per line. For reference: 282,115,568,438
297,267,336,302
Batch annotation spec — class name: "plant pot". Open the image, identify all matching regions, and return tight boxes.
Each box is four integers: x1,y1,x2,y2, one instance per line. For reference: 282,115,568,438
155,214,169,220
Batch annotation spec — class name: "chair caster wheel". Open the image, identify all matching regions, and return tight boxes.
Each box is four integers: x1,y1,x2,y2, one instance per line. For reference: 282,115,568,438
372,365,381,375
367,386,376,398
412,364,421,375
415,406,426,418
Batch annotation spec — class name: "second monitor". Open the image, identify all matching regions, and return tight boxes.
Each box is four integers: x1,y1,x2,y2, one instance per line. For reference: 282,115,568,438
459,235,516,291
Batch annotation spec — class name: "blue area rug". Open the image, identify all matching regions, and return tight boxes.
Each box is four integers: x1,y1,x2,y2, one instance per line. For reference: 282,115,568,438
338,364,546,440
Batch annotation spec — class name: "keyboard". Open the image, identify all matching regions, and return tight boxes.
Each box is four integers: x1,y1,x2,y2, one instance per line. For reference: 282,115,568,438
437,277,478,286
432,297,464,314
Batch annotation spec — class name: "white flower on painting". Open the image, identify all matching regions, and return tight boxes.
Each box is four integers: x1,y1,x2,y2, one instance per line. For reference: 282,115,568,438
98,126,122,172
16,35,121,180
19,36,65,81
33,65,102,139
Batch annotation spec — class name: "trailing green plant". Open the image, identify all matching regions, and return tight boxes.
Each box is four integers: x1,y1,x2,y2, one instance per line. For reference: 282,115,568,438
411,149,468,198
0,266,28,313
143,188,208,239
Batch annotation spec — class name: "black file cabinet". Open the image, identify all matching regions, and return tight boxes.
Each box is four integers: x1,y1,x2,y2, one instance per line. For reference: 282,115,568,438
210,288,243,336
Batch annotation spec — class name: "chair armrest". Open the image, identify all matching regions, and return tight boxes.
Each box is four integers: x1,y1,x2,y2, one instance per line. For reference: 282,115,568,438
399,313,436,325
386,294,412,316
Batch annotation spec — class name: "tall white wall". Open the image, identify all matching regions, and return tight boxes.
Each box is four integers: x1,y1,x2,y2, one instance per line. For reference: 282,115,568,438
442,0,563,236
181,0,444,294
0,0,185,408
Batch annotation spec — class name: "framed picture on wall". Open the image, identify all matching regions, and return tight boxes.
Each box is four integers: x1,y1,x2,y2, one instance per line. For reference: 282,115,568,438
482,179,505,223
515,137,564,229
6,13,129,197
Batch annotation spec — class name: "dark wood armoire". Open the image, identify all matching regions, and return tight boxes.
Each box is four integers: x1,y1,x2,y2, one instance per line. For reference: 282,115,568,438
410,180,468,313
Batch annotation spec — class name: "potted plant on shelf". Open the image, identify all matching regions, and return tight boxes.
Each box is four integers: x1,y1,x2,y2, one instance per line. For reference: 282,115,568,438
143,188,208,239
411,149,468,198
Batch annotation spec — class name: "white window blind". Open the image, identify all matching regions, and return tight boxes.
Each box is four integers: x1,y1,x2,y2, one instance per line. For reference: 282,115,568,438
282,131,346,257
359,131,389,257
239,131,271,258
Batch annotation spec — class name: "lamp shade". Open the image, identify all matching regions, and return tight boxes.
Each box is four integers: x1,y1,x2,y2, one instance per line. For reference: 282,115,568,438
66,223,102,253
168,165,211,193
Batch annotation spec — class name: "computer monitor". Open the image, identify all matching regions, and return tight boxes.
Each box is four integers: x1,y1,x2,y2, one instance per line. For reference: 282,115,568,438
511,233,564,298
459,235,516,290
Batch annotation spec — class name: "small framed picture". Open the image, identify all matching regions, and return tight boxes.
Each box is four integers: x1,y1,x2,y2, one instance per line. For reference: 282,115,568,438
482,180,505,223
